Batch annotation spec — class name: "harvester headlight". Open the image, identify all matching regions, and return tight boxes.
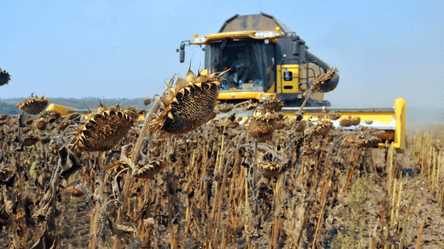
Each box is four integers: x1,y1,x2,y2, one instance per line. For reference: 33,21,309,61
261,94,267,100
191,36,207,44
254,31,282,38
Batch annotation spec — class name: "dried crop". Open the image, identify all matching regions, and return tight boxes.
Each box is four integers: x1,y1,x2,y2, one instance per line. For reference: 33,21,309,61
246,109,279,140
0,71,442,249
151,69,225,134
72,104,137,152
261,99,284,112
0,68,11,86
16,95,49,115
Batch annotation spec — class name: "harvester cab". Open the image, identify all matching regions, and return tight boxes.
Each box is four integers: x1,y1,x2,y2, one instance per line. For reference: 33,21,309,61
177,12,339,107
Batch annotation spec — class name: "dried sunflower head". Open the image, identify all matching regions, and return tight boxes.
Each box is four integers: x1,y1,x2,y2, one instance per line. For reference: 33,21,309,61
123,106,140,121
21,127,31,134
261,99,284,112
0,69,11,86
294,120,307,133
217,103,234,113
16,95,49,115
73,104,137,152
358,136,381,148
151,69,225,134
327,112,341,120
65,112,83,122
39,110,61,123
58,120,75,132
301,146,316,156
143,98,151,106
0,114,9,121
133,159,166,179
24,116,34,126
243,101,259,111
257,161,286,178
246,109,279,140
350,117,361,126
370,130,393,141
22,134,39,147
339,116,353,127
34,118,47,131
39,135,50,144
305,121,333,136
311,67,339,93
274,114,290,130
106,160,127,174
0,165,14,182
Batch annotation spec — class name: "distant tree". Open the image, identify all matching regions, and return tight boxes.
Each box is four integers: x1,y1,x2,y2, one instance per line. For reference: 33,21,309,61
0,97,149,114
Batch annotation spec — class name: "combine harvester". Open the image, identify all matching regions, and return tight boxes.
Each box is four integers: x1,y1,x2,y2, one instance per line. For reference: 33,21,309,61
46,13,405,150
176,13,405,150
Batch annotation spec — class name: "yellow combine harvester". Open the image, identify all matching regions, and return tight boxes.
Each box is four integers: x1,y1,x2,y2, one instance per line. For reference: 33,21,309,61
46,13,406,150
176,12,406,150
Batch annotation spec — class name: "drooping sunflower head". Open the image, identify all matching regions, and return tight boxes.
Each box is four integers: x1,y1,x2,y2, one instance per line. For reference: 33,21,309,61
311,67,339,93
256,148,289,177
257,161,286,178
0,69,11,86
339,116,353,127
22,134,40,147
16,95,49,115
261,99,284,112
217,103,234,113
38,110,61,123
246,109,279,140
327,112,341,120
243,101,259,111
350,116,361,126
305,121,333,136
73,104,137,152
0,165,14,182
34,118,47,131
151,69,225,134
358,136,381,148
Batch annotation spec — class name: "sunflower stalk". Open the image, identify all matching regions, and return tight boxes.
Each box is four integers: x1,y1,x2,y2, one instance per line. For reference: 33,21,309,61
113,74,175,249
132,74,176,166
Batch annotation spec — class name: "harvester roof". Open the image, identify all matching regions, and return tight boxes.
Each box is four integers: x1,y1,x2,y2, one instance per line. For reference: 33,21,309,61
218,12,292,33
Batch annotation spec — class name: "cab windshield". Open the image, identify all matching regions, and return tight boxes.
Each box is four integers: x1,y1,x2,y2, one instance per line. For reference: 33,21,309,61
205,40,275,92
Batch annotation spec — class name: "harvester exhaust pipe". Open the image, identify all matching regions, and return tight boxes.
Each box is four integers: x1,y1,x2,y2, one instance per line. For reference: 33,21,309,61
306,51,340,93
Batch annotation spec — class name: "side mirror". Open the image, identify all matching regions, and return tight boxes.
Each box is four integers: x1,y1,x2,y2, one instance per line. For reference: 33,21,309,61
180,50,185,63
179,43,185,63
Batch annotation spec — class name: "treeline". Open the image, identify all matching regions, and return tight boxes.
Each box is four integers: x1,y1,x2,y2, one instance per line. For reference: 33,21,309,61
0,97,150,114
0,102,20,114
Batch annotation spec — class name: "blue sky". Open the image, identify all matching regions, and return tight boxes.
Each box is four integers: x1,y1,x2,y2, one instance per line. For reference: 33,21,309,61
1,0,443,108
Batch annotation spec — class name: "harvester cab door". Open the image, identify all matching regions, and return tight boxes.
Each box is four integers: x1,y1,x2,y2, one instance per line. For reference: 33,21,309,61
276,64,300,94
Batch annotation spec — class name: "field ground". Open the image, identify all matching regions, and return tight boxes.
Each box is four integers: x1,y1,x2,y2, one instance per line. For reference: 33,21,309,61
0,111,443,248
